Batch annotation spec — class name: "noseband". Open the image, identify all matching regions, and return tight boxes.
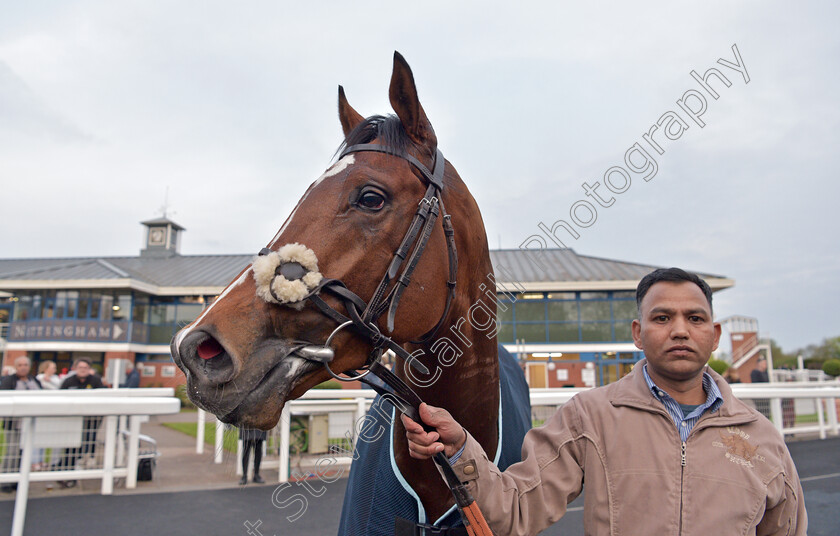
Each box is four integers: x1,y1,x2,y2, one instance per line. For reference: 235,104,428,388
257,143,458,381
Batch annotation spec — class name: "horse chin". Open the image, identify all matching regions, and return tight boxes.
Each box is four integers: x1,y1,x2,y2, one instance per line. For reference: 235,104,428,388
214,355,319,430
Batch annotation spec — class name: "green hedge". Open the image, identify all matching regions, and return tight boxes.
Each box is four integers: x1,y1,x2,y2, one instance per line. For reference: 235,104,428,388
823,359,840,377
707,359,729,375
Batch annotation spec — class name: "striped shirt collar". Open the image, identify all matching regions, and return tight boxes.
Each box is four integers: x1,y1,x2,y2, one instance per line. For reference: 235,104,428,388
642,364,724,440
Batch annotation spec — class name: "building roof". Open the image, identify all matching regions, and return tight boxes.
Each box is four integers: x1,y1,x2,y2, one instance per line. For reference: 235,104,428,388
0,248,733,295
140,217,185,231
489,249,732,292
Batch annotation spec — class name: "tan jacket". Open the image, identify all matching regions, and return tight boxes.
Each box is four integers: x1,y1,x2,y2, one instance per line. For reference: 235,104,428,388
450,361,806,535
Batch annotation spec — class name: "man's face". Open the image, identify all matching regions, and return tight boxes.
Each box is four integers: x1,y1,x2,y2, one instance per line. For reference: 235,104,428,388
75,361,92,379
757,360,767,371
14,359,30,378
632,281,721,383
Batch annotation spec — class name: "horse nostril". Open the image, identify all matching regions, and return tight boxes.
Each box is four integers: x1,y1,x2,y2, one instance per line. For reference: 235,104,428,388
197,338,224,360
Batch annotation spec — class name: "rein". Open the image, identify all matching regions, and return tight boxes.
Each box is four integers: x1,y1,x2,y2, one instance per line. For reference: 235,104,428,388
258,144,491,535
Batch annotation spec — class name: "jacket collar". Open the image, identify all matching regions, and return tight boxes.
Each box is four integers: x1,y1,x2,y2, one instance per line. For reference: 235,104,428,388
610,359,757,422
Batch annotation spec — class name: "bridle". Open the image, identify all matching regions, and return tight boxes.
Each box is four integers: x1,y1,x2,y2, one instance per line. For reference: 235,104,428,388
256,142,492,535
258,142,458,383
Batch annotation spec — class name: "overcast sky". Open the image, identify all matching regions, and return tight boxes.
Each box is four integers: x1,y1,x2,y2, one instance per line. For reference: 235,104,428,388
1,1,838,353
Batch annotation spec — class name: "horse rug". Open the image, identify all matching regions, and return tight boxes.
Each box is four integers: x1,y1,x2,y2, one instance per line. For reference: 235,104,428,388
337,344,532,535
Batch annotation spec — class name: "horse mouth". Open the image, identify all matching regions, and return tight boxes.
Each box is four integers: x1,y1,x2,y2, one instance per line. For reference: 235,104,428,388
174,330,322,429
217,354,319,427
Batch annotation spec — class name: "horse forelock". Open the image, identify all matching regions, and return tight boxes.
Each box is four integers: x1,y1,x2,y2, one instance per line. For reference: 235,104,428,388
339,114,430,161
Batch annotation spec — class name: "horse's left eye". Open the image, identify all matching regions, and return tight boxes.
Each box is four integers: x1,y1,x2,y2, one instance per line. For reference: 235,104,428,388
358,190,386,211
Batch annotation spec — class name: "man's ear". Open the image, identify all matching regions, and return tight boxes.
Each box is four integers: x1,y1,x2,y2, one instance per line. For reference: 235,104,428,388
712,322,722,352
632,319,643,350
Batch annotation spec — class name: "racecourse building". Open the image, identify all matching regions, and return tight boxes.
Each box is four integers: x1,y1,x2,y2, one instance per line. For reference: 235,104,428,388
0,218,733,388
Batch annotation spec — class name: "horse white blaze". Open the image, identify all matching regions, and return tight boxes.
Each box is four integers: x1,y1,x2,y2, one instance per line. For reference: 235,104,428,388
175,267,252,348
178,156,356,349
268,155,355,247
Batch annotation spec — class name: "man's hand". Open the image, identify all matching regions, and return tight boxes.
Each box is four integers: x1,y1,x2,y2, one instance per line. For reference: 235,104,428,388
401,403,467,459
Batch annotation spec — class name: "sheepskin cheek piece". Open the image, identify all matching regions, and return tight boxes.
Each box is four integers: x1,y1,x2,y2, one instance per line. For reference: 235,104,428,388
252,243,323,305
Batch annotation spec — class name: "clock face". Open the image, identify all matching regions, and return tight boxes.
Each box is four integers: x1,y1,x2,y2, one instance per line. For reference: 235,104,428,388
149,228,166,245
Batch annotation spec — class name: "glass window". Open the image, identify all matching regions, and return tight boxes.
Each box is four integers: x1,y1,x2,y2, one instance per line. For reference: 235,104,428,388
581,323,611,342
548,323,579,342
580,301,610,321
149,304,176,324
100,295,114,321
516,323,546,343
149,325,175,345
496,301,514,322
132,303,149,323
497,323,514,343
612,291,635,298
614,321,633,341
89,296,100,320
13,295,33,321
175,304,204,328
547,292,576,300
612,300,637,320
515,301,545,322
580,292,608,300
547,301,577,322
113,294,131,321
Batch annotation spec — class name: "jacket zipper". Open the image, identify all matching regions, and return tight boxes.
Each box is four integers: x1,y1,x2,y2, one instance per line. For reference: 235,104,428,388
679,441,686,534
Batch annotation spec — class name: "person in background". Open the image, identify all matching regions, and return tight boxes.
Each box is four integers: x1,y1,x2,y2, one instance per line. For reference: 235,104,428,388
239,427,267,485
36,360,61,390
56,358,104,488
120,362,141,388
1,357,42,492
724,367,741,384
751,356,770,383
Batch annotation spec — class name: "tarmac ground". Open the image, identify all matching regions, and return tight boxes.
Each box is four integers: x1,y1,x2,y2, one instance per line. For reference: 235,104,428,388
0,412,837,536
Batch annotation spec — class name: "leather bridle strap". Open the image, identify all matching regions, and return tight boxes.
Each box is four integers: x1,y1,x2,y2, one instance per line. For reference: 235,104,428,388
338,143,451,336
359,360,492,536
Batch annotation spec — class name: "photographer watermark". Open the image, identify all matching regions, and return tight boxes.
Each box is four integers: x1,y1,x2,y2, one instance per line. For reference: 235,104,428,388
521,43,749,271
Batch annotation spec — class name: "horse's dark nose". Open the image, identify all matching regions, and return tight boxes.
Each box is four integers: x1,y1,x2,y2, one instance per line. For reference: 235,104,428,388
175,330,236,384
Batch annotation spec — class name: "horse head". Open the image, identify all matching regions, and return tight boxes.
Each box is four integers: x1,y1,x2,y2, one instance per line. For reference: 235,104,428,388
171,53,496,438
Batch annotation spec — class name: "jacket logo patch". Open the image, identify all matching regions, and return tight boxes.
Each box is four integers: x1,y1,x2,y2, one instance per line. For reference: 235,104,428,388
713,427,764,467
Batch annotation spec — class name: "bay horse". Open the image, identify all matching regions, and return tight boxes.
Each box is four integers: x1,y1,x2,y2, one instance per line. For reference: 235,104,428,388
171,52,530,534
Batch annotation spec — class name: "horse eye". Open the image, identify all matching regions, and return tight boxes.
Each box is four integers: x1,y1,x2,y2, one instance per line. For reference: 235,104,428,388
358,190,386,211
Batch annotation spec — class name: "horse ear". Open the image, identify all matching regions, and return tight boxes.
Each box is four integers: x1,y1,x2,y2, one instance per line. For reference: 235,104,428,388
338,85,365,138
389,51,437,150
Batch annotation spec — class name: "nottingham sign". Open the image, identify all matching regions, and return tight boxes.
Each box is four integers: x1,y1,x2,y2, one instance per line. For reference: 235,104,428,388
9,320,139,343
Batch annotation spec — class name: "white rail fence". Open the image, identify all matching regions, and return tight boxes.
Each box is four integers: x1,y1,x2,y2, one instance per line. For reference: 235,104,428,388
0,389,180,536
197,382,840,484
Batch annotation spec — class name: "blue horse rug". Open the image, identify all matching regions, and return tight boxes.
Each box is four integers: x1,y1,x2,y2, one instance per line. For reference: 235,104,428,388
337,344,532,535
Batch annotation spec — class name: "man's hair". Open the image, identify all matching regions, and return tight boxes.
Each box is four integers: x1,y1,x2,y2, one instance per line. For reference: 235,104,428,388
636,267,713,314
73,357,93,368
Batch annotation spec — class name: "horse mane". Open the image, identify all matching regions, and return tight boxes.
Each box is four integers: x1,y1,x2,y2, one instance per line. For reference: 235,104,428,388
338,114,416,157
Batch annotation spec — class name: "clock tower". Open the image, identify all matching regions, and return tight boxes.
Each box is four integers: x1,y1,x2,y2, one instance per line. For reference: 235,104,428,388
140,217,185,257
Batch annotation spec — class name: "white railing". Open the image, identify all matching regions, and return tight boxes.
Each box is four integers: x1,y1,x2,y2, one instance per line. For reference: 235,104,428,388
193,383,840,483
0,389,180,536
224,383,837,483
772,369,833,382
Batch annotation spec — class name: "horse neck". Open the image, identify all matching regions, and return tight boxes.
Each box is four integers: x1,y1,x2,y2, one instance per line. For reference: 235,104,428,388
401,259,502,451
393,287,501,522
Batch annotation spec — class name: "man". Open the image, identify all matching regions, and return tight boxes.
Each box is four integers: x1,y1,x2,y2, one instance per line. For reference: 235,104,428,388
57,358,104,487
751,356,770,383
60,358,104,390
404,268,806,535
0,357,42,492
119,361,141,388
